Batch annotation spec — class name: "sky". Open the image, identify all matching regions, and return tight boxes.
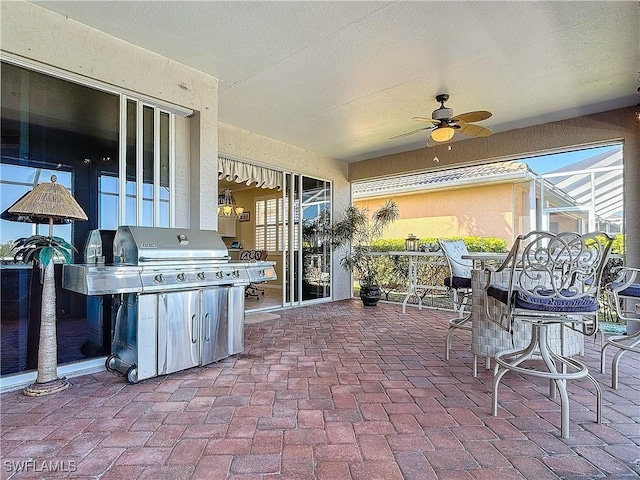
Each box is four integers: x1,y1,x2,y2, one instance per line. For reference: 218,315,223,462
519,144,620,175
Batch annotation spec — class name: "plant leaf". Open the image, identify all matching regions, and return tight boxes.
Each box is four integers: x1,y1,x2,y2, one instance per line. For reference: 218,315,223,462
51,236,75,251
56,246,73,264
39,246,54,266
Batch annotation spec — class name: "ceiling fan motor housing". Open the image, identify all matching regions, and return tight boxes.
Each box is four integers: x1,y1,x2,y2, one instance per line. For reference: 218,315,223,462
432,106,453,121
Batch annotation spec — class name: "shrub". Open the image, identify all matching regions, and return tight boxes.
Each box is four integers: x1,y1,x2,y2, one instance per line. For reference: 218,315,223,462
361,236,507,302
371,236,507,253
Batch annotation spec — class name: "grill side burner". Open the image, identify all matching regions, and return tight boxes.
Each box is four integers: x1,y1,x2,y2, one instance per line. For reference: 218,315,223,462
62,226,277,383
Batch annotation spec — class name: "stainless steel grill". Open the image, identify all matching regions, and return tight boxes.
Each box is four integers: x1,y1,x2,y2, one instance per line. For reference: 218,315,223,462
63,226,277,383
64,226,277,295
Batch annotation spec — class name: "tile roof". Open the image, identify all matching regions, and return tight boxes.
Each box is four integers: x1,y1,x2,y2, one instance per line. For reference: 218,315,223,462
352,161,530,198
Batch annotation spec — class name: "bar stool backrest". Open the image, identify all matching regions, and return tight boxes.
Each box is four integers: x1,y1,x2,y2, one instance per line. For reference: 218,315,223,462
439,239,472,281
513,231,611,302
240,249,268,261
488,230,614,336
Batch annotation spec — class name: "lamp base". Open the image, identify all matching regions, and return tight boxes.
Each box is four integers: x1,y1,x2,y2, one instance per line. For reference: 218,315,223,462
24,377,69,397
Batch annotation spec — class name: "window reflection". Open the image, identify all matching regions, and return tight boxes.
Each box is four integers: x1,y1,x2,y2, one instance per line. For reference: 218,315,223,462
1,61,119,376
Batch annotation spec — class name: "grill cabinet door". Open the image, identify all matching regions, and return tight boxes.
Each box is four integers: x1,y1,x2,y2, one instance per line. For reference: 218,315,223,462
201,287,229,364
157,290,200,374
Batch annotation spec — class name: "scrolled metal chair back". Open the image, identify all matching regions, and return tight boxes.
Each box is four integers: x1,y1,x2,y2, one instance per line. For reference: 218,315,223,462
515,231,612,301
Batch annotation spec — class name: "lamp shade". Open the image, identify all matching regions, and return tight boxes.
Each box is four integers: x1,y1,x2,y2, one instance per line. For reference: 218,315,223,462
1,191,71,224
218,188,243,219
8,175,87,222
430,126,455,143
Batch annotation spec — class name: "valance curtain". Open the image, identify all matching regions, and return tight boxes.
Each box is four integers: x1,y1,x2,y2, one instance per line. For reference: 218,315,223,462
218,156,283,190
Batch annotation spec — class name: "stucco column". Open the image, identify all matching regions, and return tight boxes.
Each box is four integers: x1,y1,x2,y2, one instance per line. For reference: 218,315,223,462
189,109,219,230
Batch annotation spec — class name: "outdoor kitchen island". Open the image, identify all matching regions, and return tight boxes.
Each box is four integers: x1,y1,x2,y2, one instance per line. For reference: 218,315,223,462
62,226,276,383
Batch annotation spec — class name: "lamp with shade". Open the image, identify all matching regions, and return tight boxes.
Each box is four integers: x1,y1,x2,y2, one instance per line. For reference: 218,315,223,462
7,175,87,396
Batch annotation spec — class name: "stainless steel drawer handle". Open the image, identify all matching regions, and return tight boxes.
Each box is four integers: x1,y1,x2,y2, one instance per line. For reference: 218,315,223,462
191,314,198,344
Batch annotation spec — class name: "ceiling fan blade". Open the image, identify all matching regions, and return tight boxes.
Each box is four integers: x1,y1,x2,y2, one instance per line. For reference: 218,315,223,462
389,126,432,140
456,123,493,137
412,116,439,124
451,110,492,123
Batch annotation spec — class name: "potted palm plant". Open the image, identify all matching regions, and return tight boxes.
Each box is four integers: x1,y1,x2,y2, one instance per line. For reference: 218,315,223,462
332,199,399,306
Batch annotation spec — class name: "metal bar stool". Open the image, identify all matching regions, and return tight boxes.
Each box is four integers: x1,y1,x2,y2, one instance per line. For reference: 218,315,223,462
601,266,640,389
438,239,473,361
483,230,613,439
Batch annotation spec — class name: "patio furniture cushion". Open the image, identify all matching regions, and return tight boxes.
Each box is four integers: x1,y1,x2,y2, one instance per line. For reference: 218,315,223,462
609,282,640,298
444,276,472,289
487,284,599,313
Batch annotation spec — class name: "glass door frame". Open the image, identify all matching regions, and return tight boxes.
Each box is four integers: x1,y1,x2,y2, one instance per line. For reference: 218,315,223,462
281,172,333,309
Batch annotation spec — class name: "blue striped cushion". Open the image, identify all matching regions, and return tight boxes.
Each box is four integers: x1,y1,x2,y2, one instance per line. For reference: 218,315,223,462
609,282,640,298
487,285,599,312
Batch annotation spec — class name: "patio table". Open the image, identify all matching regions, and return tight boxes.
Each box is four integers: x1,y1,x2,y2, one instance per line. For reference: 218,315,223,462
371,251,446,313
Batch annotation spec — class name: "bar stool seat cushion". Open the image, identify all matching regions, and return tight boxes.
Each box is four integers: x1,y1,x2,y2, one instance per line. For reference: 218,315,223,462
444,276,472,289
487,285,599,313
609,282,640,298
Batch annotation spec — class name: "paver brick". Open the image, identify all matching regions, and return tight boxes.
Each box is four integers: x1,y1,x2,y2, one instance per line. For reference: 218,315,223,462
1,300,638,480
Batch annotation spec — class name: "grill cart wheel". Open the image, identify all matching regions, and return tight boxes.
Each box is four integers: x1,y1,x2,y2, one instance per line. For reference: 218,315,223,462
126,365,138,384
105,355,117,372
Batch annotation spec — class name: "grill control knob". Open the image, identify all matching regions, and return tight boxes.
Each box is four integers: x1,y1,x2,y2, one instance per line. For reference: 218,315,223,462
232,270,240,278
215,271,224,279
153,274,164,284
176,273,186,282
197,272,206,280
259,269,266,277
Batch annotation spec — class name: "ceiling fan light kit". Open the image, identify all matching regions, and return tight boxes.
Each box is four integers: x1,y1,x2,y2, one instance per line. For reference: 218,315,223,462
392,94,492,147
430,126,455,142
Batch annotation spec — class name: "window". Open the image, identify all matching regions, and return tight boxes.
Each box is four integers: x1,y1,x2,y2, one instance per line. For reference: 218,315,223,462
0,164,73,246
0,60,180,378
99,173,119,230
256,197,281,251
255,194,300,252
124,99,174,227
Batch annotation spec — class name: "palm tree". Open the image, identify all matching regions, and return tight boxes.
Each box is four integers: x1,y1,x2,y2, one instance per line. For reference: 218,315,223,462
13,235,75,394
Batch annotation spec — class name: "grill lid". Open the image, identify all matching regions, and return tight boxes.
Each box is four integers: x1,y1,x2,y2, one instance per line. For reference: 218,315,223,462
113,226,229,266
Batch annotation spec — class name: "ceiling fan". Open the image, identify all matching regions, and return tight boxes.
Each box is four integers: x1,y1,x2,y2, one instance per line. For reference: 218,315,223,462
391,94,493,147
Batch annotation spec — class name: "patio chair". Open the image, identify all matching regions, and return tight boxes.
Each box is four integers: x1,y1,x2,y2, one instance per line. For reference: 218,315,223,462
483,230,613,439
601,266,640,389
241,250,269,299
438,239,473,361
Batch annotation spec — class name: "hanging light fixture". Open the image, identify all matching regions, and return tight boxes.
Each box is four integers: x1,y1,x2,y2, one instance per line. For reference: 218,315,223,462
218,189,244,218
430,126,455,143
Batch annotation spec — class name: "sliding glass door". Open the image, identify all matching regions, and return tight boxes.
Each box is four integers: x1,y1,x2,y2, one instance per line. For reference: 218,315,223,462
283,173,332,306
0,61,179,377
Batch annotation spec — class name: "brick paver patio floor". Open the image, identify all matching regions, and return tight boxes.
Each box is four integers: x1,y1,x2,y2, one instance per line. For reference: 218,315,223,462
1,300,638,479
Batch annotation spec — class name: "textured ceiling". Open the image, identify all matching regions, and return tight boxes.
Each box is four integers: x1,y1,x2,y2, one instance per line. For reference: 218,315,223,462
31,1,639,163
